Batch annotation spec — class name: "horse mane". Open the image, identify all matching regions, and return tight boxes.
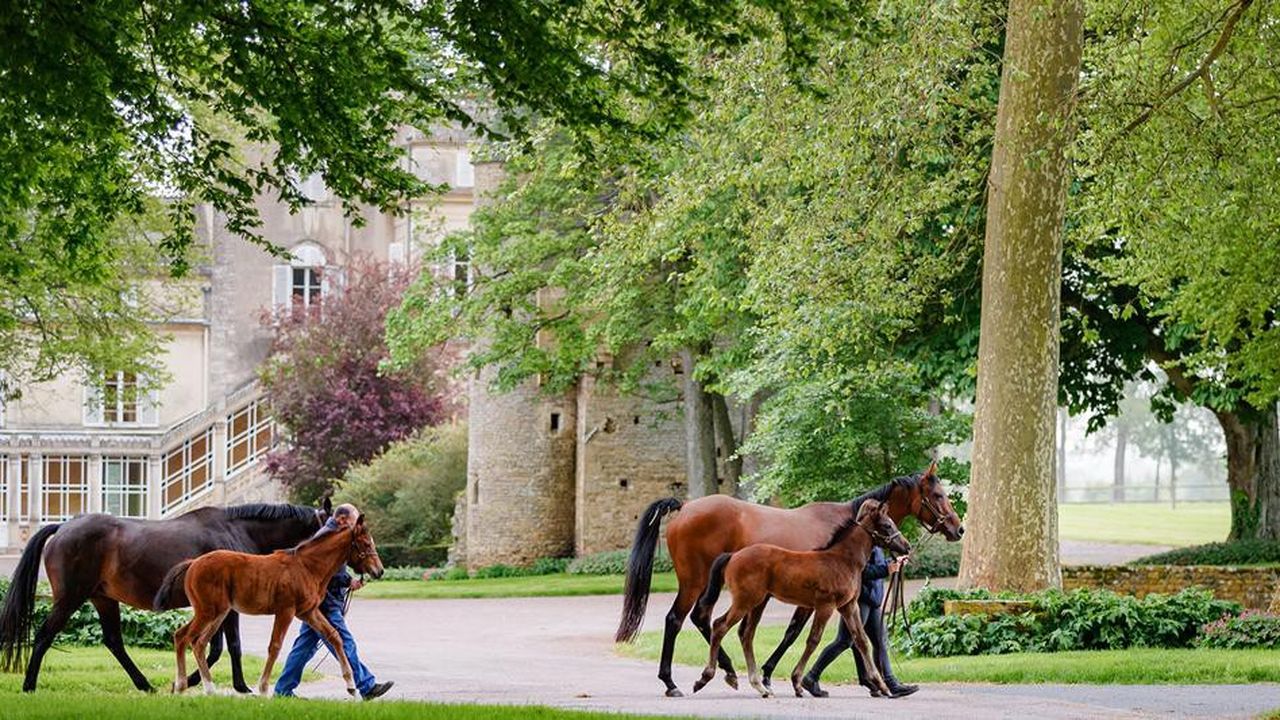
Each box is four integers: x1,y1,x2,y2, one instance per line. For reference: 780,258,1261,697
286,522,350,554
222,503,318,523
819,472,922,550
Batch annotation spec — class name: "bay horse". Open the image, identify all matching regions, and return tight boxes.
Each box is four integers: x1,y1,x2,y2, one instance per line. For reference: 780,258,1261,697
693,499,912,698
160,504,384,696
616,461,961,696
0,499,330,692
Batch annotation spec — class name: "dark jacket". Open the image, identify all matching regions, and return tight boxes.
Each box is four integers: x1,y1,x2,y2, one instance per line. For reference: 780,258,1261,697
320,565,353,611
860,547,890,608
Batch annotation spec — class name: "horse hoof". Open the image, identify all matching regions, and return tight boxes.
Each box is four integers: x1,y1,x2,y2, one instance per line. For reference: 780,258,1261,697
692,679,708,694
724,674,738,690
665,688,684,698
760,689,774,699
234,684,252,694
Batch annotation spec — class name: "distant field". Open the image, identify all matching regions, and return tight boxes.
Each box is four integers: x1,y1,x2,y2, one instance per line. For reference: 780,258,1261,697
1057,502,1229,546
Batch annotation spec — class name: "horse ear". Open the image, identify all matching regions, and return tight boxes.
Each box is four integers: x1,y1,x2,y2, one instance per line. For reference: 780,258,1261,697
856,499,879,521
356,513,365,526
323,497,333,514
923,459,938,480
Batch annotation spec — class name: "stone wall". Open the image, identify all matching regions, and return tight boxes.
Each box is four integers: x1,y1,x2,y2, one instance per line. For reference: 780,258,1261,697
574,367,687,556
1063,564,1280,610
465,368,579,567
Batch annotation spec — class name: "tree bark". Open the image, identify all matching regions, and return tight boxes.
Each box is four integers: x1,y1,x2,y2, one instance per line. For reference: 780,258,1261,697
958,0,1083,592
681,349,719,498
1217,404,1280,540
711,392,742,497
1113,424,1128,502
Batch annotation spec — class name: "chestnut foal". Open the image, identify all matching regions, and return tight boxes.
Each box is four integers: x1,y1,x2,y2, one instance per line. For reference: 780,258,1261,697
156,505,383,696
693,499,911,699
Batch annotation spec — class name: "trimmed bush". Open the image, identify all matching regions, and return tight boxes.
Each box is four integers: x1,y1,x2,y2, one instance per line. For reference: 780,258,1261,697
901,538,961,579
568,548,673,575
1198,610,1280,649
377,544,448,569
379,566,432,581
1131,539,1280,567
895,585,1239,657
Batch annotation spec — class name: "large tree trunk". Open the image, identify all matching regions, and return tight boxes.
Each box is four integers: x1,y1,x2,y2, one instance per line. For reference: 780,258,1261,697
1113,424,1128,502
958,0,1083,592
681,349,719,498
711,392,742,497
1217,404,1280,540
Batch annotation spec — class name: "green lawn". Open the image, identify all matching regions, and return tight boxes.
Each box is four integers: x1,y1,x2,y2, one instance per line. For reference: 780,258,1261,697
1057,502,1229,546
4,695,691,720
618,623,1280,685
6,648,690,719
1,646,275,695
361,572,678,600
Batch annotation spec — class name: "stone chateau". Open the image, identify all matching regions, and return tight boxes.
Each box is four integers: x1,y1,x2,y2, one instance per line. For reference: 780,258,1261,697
2,137,715,569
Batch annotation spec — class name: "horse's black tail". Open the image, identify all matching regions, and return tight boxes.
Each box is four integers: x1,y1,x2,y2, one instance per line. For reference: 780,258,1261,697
615,497,682,643
698,552,733,614
0,523,60,672
154,560,194,611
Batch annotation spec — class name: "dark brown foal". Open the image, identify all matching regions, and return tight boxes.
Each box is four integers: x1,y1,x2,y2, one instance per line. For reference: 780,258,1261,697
157,504,383,696
693,499,912,699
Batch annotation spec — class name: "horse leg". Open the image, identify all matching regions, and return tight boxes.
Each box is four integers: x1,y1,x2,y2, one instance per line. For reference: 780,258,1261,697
690,589,739,690
91,597,152,692
658,590,695,697
192,610,230,695
840,602,891,697
173,619,196,693
257,611,294,696
791,606,833,698
693,604,747,694
221,611,252,694
740,600,769,698
761,605,811,690
185,621,223,690
22,592,87,693
299,607,357,698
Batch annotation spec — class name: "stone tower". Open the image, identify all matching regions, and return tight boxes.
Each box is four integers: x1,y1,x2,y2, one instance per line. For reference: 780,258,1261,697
462,161,579,567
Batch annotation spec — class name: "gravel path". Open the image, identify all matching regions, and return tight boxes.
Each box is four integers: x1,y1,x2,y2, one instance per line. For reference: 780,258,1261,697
237,592,1280,720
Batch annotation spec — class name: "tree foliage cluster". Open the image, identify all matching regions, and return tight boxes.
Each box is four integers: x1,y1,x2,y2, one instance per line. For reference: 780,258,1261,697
261,258,455,503
391,0,1280,542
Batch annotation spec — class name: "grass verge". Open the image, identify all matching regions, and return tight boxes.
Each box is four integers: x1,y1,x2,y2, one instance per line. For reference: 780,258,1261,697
618,624,1280,684
1057,502,1228,546
360,572,678,600
4,695,693,720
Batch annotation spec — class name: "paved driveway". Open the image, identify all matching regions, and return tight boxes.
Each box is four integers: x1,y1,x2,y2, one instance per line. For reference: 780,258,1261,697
238,591,1280,720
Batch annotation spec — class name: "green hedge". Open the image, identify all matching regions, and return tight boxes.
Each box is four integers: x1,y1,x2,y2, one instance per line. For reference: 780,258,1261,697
895,586,1239,657
1131,539,1280,566
568,549,674,576
1198,610,1280,649
901,538,960,579
376,544,448,569
0,578,189,650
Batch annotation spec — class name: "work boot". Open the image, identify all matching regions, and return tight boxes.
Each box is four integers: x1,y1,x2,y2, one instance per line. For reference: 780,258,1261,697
887,681,919,698
362,681,394,701
800,675,829,698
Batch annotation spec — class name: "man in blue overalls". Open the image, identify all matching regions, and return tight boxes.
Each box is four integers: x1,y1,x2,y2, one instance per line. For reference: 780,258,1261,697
801,545,918,698
274,507,394,700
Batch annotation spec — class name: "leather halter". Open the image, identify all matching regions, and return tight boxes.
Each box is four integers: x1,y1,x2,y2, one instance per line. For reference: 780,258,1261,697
915,480,951,535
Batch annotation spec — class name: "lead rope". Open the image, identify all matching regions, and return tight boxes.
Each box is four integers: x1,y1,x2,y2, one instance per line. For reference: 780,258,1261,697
883,529,937,642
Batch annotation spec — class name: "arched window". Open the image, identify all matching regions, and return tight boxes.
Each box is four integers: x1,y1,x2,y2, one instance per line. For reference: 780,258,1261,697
273,243,337,314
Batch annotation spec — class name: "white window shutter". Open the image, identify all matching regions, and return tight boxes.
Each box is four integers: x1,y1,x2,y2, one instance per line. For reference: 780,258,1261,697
140,387,159,426
272,265,291,314
324,266,346,296
83,379,104,426
388,241,405,266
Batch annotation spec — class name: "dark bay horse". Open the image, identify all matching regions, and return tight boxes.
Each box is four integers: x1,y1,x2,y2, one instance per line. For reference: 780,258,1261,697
161,504,383,695
0,500,330,692
694,499,913,698
616,461,962,697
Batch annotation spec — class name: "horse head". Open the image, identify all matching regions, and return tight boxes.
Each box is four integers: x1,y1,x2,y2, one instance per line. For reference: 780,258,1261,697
914,461,964,541
346,511,384,579
857,499,913,556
